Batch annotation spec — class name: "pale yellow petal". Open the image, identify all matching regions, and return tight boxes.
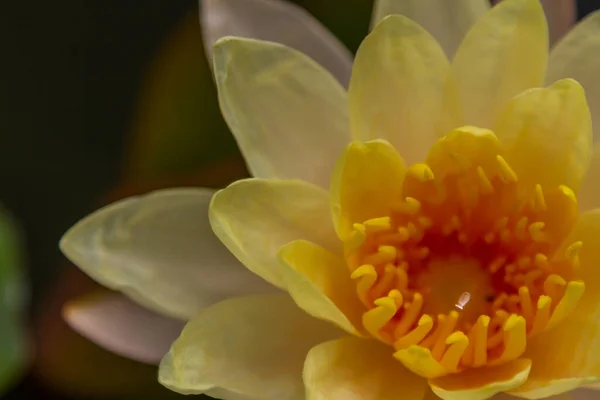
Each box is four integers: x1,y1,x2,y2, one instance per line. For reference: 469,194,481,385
210,178,339,289
547,11,600,141
349,15,456,164
63,293,183,365
60,188,275,320
510,210,600,398
452,0,548,127
159,294,341,399
330,140,406,240
429,359,531,400
370,0,489,59
303,336,428,400
578,143,600,212
509,376,598,399
493,79,592,192
213,37,349,188
201,0,352,86
278,240,364,335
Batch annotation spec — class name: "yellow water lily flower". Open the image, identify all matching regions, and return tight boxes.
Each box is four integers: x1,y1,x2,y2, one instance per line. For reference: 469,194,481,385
59,0,600,399
166,0,600,399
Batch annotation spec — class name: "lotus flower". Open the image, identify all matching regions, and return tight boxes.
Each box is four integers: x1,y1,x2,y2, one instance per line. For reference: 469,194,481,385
61,0,600,399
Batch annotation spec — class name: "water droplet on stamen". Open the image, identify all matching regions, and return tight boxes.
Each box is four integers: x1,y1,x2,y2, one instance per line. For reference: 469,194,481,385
455,292,471,310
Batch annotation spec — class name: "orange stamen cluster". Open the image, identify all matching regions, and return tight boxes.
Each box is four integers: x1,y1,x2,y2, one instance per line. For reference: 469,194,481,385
345,138,584,378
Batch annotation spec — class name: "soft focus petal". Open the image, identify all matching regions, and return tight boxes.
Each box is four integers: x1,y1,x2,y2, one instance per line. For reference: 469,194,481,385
541,0,576,47
547,11,600,142
578,144,600,211
201,0,352,86
278,240,364,335
494,79,592,192
452,0,548,127
60,188,275,320
303,336,428,400
429,359,531,400
210,179,339,289
370,0,489,59
510,210,600,398
349,15,454,164
213,37,350,188
159,294,341,400
63,293,184,365
330,140,406,240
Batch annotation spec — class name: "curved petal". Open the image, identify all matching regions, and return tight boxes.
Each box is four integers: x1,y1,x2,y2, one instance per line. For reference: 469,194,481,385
452,0,548,128
578,143,600,212
330,140,406,240
213,37,350,188
201,0,353,87
493,79,592,192
159,293,341,400
349,15,455,164
541,0,576,47
278,240,364,336
429,359,531,400
63,293,184,365
209,179,340,290
303,336,428,400
547,11,600,142
511,209,600,398
370,0,489,59
59,188,276,320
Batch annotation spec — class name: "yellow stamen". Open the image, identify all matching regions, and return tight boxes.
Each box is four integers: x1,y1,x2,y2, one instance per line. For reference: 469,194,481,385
546,281,585,329
408,164,435,182
394,314,434,349
350,264,377,305
343,132,583,379
476,166,494,194
496,155,517,183
431,311,458,360
362,295,398,343
440,331,469,372
529,295,551,336
533,184,547,212
492,314,526,365
362,216,392,233
473,315,490,367
394,293,424,338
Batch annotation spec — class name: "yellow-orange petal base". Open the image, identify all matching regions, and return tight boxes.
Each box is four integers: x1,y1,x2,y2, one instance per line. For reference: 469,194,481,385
344,127,584,379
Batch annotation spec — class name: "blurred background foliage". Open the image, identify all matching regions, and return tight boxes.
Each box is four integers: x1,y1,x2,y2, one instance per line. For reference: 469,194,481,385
1,0,599,399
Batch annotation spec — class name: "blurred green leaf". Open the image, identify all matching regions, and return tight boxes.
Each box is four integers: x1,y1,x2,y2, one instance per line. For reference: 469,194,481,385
0,207,27,393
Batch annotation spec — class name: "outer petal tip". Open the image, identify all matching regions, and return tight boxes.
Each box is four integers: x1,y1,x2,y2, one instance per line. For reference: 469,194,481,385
60,188,276,321
201,0,352,86
63,293,184,365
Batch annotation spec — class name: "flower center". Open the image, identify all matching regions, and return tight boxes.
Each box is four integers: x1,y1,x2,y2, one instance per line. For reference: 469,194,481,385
345,129,584,378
